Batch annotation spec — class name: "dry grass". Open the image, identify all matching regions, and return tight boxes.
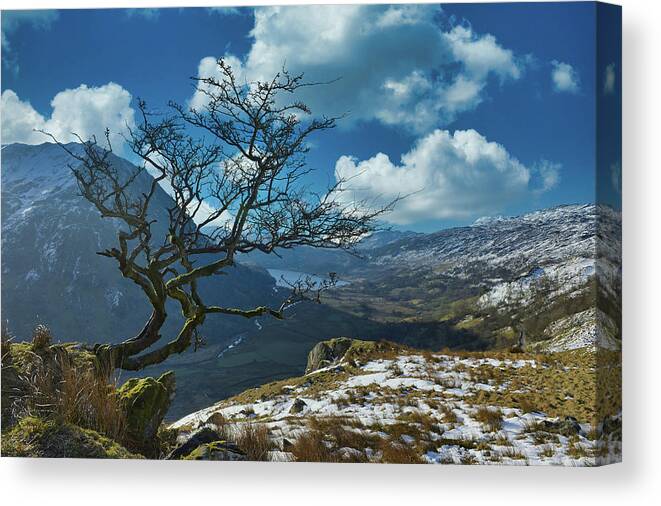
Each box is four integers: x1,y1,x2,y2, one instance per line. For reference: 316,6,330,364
205,411,231,440
567,440,591,460
473,406,503,432
235,422,272,461
501,446,526,460
8,334,126,443
440,403,458,424
290,417,374,463
494,433,511,446
378,439,424,464
290,430,339,462
540,444,556,458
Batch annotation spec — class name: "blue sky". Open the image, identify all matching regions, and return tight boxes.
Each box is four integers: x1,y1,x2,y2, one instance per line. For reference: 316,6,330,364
1,3,621,232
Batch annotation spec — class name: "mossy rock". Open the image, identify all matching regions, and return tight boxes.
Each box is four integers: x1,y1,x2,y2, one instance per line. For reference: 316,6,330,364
306,337,383,373
1,416,140,459
183,440,246,461
117,371,175,457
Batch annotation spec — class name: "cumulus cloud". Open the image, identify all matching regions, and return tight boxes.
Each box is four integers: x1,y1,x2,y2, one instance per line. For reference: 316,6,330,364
1,84,135,148
551,60,580,94
1,10,59,73
190,5,525,133
603,63,616,95
334,129,559,225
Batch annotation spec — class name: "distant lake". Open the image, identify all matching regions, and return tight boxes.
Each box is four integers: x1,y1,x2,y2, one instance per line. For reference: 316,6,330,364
267,269,350,288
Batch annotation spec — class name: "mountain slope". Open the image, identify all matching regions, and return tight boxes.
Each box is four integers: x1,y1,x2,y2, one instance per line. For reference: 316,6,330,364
1,142,278,346
171,338,621,465
322,204,621,351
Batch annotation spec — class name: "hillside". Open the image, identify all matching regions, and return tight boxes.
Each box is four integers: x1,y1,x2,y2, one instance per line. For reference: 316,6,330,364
171,338,621,465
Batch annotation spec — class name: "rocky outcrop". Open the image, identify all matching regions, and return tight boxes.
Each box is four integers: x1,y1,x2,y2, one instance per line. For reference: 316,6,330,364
305,337,354,374
1,416,140,459
117,371,176,457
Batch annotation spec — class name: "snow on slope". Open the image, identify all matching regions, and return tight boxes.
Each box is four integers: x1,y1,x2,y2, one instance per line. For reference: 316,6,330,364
172,345,621,466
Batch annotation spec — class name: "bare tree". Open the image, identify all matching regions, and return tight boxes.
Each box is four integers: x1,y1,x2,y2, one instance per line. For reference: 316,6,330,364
44,59,393,371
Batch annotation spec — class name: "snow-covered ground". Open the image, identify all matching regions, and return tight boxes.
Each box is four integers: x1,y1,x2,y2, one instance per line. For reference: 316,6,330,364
173,348,621,466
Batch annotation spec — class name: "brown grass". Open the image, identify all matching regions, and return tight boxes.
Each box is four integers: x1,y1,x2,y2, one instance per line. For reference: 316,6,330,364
205,411,231,440
501,446,526,460
473,406,503,432
235,422,272,461
9,338,126,443
289,417,374,463
290,430,339,462
378,439,424,464
539,444,556,458
440,404,458,424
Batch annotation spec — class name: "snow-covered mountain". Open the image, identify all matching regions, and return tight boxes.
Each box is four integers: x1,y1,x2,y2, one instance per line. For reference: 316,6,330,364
365,204,622,350
1,142,277,345
373,204,619,300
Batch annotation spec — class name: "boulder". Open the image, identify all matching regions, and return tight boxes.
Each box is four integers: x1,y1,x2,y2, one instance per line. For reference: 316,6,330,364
305,337,354,374
289,398,307,414
1,416,140,459
183,441,247,461
167,426,221,460
117,371,176,456
541,416,582,436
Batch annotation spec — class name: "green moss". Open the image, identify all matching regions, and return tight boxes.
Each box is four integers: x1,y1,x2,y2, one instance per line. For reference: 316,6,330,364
117,371,175,448
117,371,175,455
182,440,245,461
1,416,140,459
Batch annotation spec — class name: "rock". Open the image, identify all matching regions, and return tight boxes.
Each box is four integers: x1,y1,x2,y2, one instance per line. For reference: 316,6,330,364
167,426,221,460
542,416,582,436
0,416,140,459
117,371,176,456
305,337,354,373
183,441,247,461
558,416,582,436
289,398,307,414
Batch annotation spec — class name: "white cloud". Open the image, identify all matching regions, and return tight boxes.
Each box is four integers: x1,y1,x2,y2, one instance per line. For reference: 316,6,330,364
191,199,233,229
604,63,616,95
334,129,559,225
551,60,580,94
534,159,561,194
1,83,135,148
190,5,525,133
